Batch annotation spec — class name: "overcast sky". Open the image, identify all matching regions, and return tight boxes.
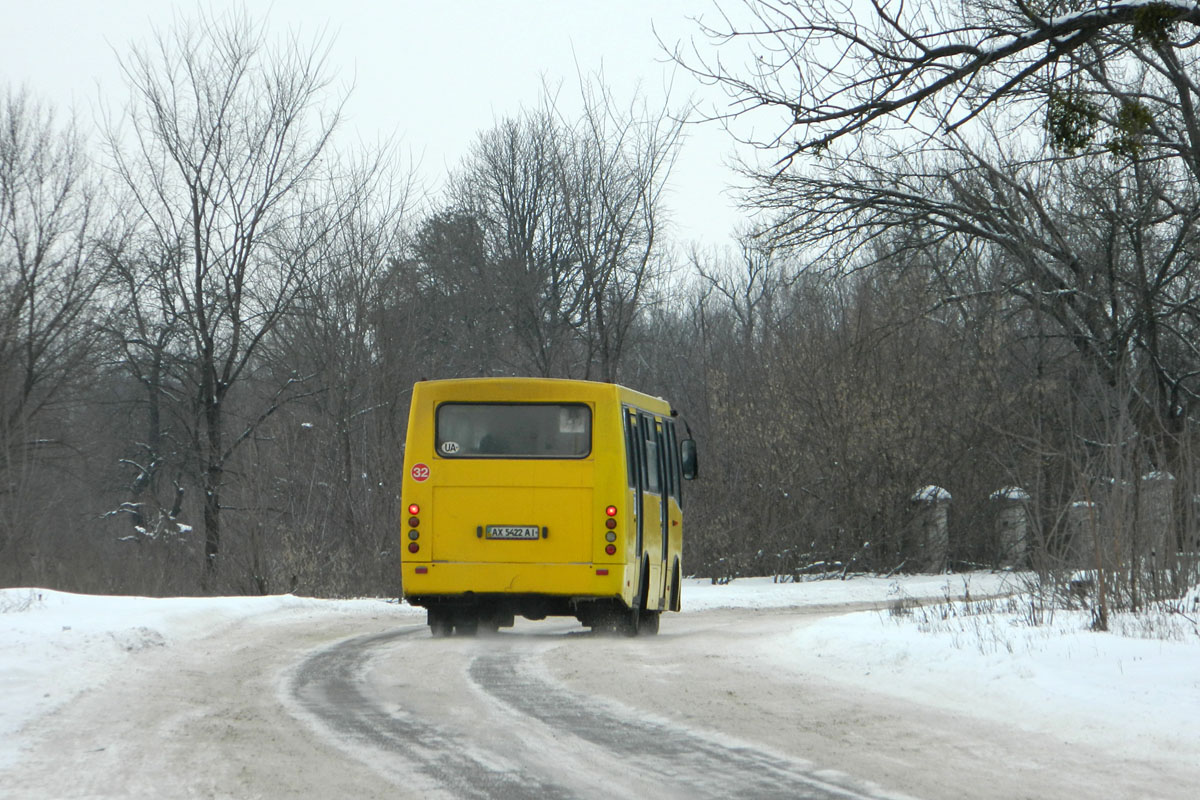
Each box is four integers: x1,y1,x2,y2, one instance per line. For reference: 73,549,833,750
0,0,758,249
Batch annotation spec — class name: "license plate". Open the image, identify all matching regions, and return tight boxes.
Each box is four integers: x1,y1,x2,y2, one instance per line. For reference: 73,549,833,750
486,525,540,540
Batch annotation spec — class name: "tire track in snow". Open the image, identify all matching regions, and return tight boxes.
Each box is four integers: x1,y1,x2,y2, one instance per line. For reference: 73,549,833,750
291,627,908,800
290,627,575,800
468,643,906,800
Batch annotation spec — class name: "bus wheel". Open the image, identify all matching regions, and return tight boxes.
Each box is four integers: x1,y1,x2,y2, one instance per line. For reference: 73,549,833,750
428,609,452,638
587,616,616,635
619,607,641,637
479,610,512,634
454,616,479,636
639,610,660,635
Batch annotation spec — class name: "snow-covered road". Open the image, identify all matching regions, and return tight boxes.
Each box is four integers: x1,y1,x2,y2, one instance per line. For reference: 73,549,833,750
288,613,904,799
2,576,1198,799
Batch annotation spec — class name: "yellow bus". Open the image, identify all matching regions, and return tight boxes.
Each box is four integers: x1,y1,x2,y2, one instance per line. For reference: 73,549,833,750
400,377,697,636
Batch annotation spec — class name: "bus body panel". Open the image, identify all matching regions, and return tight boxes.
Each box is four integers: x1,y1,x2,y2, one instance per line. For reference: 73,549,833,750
430,485,592,564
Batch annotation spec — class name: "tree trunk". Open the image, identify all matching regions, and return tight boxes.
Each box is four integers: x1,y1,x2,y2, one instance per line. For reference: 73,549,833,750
201,393,223,589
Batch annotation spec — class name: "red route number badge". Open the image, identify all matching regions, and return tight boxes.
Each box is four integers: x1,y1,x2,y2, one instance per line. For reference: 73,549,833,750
410,463,430,482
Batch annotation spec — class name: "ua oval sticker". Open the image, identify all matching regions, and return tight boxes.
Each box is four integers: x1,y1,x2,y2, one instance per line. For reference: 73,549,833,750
411,463,430,482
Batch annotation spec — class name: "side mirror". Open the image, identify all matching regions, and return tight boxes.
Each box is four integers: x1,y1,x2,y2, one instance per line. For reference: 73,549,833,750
681,438,698,480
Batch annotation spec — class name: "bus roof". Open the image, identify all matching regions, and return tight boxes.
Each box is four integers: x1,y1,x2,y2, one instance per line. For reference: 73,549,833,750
411,377,672,415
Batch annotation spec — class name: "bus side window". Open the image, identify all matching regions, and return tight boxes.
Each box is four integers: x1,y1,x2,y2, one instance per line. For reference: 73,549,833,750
643,416,660,494
664,420,682,504
624,410,639,489
656,420,672,501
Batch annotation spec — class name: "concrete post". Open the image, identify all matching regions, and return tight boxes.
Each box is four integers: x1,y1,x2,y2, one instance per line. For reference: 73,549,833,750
1140,471,1175,569
989,486,1030,568
910,485,951,572
1066,500,1098,569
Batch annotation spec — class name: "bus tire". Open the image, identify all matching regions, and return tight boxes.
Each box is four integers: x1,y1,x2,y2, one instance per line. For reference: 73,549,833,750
429,609,452,638
619,606,641,637
669,560,682,612
479,608,510,634
585,605,618,635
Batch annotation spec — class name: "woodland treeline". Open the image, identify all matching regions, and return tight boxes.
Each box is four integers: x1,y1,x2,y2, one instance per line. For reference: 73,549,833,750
4,3,1200,613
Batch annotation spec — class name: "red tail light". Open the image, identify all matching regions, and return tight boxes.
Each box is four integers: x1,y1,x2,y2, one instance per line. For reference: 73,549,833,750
605,544,617,556
605,505,617,517
408,542,420,554
408,503,420,515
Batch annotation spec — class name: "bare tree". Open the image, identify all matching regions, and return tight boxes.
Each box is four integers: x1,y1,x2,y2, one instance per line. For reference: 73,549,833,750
664,235,1012,578
747,138,1199,452
0,88,105,579
680,1,1200,170
430,78,684,381
0,90,102,460
104,8,351,588
557,80,683,381
448,109,582,376
98,237,190,543
675,3,1200,548
246,150,413,595
401,209,509,376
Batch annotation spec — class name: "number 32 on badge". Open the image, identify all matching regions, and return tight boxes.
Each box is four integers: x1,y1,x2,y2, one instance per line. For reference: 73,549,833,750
411,463,430,482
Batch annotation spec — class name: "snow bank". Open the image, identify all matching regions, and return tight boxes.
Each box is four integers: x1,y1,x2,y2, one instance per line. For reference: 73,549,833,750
680,574,1200,764
750,590,1200,764
680,572,1019,611
0,589,411,769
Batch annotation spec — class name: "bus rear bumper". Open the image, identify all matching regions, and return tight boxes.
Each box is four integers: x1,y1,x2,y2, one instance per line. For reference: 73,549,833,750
402,561,631,604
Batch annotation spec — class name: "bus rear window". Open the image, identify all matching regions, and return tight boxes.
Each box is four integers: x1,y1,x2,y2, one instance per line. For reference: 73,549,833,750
435,403,591,458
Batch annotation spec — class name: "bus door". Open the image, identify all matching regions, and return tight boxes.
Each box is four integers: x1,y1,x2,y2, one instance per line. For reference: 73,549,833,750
623,409,644,560
654,418,672,600
625,408,669,609
638,411,665,605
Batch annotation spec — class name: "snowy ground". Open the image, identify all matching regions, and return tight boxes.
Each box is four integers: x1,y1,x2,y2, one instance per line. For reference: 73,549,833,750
688,574,1200,768
2,572,1198,796
0,591,405,771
